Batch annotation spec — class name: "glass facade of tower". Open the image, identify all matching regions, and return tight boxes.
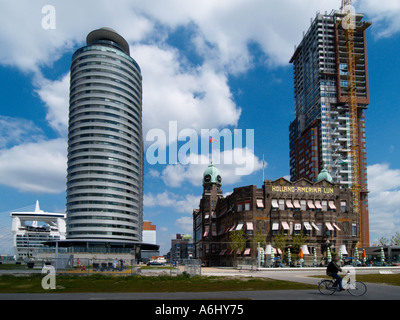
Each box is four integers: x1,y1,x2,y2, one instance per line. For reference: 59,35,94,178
66,28,143,242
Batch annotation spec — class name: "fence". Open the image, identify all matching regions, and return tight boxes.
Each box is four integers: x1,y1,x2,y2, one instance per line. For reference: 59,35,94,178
30,257,140,275
182,259,202,277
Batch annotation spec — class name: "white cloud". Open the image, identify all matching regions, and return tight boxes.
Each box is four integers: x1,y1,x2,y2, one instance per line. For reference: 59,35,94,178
0,138,67,193
144,191,200,214
35,72,70,137
0,0,348,74
0,0,154,73
0,116,44,148
134,44,241,138
174,216,193,234
358,0,400,38
134,0,341,70
367,163,400,242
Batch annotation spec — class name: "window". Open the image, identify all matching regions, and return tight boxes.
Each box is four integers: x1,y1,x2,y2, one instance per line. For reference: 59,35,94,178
321,200,328,211
245,201,250,211
341,201,347,213
352,223,357,236
317,223,324,236
300,200,306,211
237,203,243,212
271,199,279,211
279,199,285,211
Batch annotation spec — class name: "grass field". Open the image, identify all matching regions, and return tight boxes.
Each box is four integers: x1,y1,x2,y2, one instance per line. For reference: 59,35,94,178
0,273,316,294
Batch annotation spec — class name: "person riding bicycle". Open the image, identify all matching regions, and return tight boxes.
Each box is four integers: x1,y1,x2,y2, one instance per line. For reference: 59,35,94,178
326,255,345,291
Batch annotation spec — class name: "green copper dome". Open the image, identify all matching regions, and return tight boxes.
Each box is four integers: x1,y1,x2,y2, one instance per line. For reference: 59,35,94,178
316,168,333,183
203,164,222,185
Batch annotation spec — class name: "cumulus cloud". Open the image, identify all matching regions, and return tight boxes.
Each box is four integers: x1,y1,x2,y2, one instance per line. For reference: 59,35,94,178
134,44,241,138
35,72,70,137
0,116,44,148
144,191,200,214
174,216,194,234
358,0,400,38
367,163,400,242
0,138,67,193
0,0,154,73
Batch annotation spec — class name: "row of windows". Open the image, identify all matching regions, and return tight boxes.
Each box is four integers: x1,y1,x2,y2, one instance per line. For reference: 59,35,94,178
68,124,142,147
67,214,137,224
71,55,140,91
67,169,141,184
66,200,139,211
67,185,139,197
68,154,140,171
70,89,139,110
69,140,140,159
68,231,139,239
67,192,139,204
72,44,141,78
70,103,141,127
71,60,140,91
68,223,138,231
69,148,140,165
70,111,141,135
272,222,357,237
67,163,140,179
70,96,141,121
71,72,140,98
71,62,141,97
67,177,140,192
73,43,139,64
272,199,347,212
68,132,141,153
69,116,141,138
71,81,140,105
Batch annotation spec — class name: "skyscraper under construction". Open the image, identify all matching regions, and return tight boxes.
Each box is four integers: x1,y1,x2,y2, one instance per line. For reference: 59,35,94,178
289,3,370,247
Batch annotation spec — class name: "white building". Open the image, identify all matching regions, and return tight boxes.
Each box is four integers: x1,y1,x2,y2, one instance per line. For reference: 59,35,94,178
142,221,156,245
10,201,66,259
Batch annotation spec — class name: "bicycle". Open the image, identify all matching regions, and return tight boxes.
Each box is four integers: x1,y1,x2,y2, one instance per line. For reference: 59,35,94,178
318,272,367,296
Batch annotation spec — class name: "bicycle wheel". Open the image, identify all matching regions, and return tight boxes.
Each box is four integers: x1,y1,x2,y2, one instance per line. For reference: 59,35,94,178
347,281,367,296
318,280,336,295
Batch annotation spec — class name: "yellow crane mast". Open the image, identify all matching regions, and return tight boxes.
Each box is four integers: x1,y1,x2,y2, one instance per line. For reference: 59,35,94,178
341,0,371,247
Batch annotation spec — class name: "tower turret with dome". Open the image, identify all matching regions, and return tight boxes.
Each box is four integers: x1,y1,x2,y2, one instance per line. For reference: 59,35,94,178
200,164,223,231
203,164,222,187
316,167,333,183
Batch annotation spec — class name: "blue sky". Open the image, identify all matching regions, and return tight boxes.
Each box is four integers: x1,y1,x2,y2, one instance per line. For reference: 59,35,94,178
0,0,399,255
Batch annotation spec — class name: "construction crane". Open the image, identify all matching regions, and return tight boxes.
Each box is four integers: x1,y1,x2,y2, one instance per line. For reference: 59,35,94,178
340,0,371,248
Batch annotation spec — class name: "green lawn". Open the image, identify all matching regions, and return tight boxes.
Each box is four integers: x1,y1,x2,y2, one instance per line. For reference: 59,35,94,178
0,273,316,294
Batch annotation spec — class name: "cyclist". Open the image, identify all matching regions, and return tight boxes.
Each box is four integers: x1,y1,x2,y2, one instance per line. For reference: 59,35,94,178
326,255,345,291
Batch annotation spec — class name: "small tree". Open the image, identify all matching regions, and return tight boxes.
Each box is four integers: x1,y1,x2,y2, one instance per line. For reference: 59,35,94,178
252,230,266,251
273,231,289,259
391,232,400,246
229,230,247,267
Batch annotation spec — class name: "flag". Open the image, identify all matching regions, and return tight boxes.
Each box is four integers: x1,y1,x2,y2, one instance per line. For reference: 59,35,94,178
210,137,217,145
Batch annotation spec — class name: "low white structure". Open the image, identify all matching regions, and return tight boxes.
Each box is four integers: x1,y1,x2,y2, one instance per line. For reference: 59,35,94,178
10,201,66,259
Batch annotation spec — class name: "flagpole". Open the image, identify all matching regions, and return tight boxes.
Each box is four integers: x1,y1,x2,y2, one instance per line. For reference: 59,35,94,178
211,138,213,164
262,153,265,183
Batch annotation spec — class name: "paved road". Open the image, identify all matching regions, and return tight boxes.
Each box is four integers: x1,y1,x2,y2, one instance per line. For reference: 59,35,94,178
0,267,399,300
0,284,398,300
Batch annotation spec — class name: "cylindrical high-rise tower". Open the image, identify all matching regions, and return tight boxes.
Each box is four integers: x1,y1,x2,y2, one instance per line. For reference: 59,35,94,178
66,28,143,243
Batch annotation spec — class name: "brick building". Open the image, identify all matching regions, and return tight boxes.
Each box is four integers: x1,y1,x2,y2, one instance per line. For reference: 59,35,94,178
193,164,359,266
